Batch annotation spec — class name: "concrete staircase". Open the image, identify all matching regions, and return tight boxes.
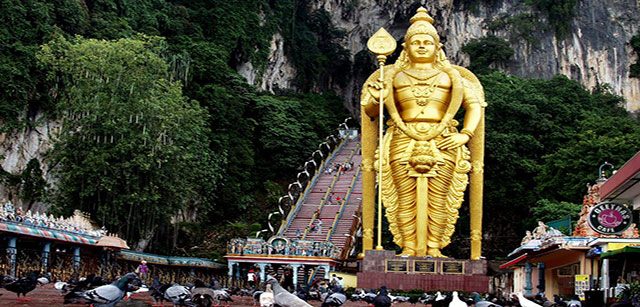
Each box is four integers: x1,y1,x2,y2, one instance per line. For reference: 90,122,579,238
281,137,362,259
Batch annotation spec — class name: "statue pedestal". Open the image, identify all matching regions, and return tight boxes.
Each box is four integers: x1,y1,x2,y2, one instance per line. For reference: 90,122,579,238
357,250,489,292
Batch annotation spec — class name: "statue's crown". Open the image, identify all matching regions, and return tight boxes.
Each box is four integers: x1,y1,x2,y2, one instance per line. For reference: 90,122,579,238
405,7,439,42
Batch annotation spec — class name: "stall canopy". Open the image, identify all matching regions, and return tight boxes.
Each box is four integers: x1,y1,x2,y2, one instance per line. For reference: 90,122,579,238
500,253,528,269
601,246,640,259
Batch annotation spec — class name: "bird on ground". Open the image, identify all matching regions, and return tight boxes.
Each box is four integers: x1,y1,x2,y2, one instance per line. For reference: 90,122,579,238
150,283,171,303
212,289,233,305
449,291,467,307
191,279,216,307
470,292,503,307
265,275,312,307
164,284,195,306
321,288,347,307
37,276,50,285
253,290,265,305
391,294,410,303
361,290,377,304
476,301,503,307
514,292,543,307
259,283,275,307
372,286,392,307
431,291,451,307
126,284,149,299
65,272,141,307
55,281,73,294
4,272,39,302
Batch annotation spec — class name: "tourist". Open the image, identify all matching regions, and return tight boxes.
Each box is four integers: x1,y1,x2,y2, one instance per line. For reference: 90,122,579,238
330,274,339,287
247,268,257,288
137,260,149,277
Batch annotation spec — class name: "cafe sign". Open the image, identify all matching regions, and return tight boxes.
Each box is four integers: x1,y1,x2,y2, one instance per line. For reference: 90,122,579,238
588,202,632,235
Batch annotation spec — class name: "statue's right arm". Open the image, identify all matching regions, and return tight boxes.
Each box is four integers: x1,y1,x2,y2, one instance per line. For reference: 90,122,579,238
360,66,394,118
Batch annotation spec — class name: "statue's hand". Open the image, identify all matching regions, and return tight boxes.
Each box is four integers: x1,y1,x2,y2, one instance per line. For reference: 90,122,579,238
437,133,470,150
366,80,389,103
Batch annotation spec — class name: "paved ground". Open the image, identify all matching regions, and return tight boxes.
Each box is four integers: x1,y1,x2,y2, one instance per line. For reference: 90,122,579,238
0,284,379,307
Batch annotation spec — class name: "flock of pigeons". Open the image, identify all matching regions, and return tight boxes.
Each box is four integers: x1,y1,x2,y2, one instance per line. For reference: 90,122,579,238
0,271,234,307
0,271,598,307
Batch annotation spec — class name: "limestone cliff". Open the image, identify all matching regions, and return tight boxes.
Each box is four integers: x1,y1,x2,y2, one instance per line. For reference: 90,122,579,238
242,0,639,112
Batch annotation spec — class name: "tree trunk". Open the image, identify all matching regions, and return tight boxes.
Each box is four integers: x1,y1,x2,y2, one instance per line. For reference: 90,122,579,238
134,227,157,252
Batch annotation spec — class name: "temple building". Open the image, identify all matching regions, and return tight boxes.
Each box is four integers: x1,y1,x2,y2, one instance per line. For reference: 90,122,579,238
500,151,640,303
0,206,223,283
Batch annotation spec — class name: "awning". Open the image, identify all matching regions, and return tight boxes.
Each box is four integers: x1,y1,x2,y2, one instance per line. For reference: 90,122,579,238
601,246,640,259
499,253,528,269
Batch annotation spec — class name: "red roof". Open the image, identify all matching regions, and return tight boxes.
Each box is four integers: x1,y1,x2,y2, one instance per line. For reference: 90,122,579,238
600,151,640,201
499,253,528,269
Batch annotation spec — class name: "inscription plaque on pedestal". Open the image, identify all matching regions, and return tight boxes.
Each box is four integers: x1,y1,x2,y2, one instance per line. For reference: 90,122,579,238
414,260,436,273
441,261,465,274
385,259,408,272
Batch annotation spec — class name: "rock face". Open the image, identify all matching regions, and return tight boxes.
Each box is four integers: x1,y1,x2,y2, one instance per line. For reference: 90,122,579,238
241,0,640,112
0,114,59,211
2,0,639,203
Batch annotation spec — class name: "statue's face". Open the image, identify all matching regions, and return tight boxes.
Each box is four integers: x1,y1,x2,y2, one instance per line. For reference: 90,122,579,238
406,34,437,63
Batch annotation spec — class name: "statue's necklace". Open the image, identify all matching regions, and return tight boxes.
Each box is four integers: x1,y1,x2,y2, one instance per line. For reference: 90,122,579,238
403,69,442,106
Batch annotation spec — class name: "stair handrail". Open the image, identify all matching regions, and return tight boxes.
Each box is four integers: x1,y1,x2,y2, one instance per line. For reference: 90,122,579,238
301,142,358,239
340,205,362,259
325,163,361,242
301,171,341,239
278,138,350,236
323,143,360,241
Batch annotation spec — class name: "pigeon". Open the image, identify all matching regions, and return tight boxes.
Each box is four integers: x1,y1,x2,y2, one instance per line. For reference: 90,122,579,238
37,276,50,285
448,291,467,307
259,284,275,307
321,289,347,307
191,279,216,307
190,280,216,307
164,284,195,306
55,281,73,294
192,292,215,307
253,290,265,304
476,301,503,307
151,283,171,303
567,299,582,307
362,291,377,304
126,285,149,299
373,286,392,307
4,272,38,301
265,275,312,307
212,289,233,305
66,272,141,307
514,292,543,307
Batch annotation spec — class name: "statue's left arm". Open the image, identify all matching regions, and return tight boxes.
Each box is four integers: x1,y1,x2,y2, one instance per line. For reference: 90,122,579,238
460,79,483,136
438,78,483,150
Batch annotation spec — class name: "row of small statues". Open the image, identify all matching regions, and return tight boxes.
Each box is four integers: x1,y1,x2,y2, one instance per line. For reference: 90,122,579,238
521,221,565,245
228,238,340,258
1,200,108,237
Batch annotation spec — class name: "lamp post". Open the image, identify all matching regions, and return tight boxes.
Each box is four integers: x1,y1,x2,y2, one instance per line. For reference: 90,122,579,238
597,162,614,183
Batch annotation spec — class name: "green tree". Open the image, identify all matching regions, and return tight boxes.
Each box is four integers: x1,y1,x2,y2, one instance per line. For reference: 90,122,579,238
451,72,640,258
462,35,514,74
531,199,581,222
37,35,222,251
19,159,48,211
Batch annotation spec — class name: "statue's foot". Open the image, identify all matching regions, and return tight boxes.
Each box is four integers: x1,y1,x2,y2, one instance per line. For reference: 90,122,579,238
400,248,416,256
427,248,447,258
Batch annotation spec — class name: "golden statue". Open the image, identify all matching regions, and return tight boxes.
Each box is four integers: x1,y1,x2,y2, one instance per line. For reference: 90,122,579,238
360,7,486,259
